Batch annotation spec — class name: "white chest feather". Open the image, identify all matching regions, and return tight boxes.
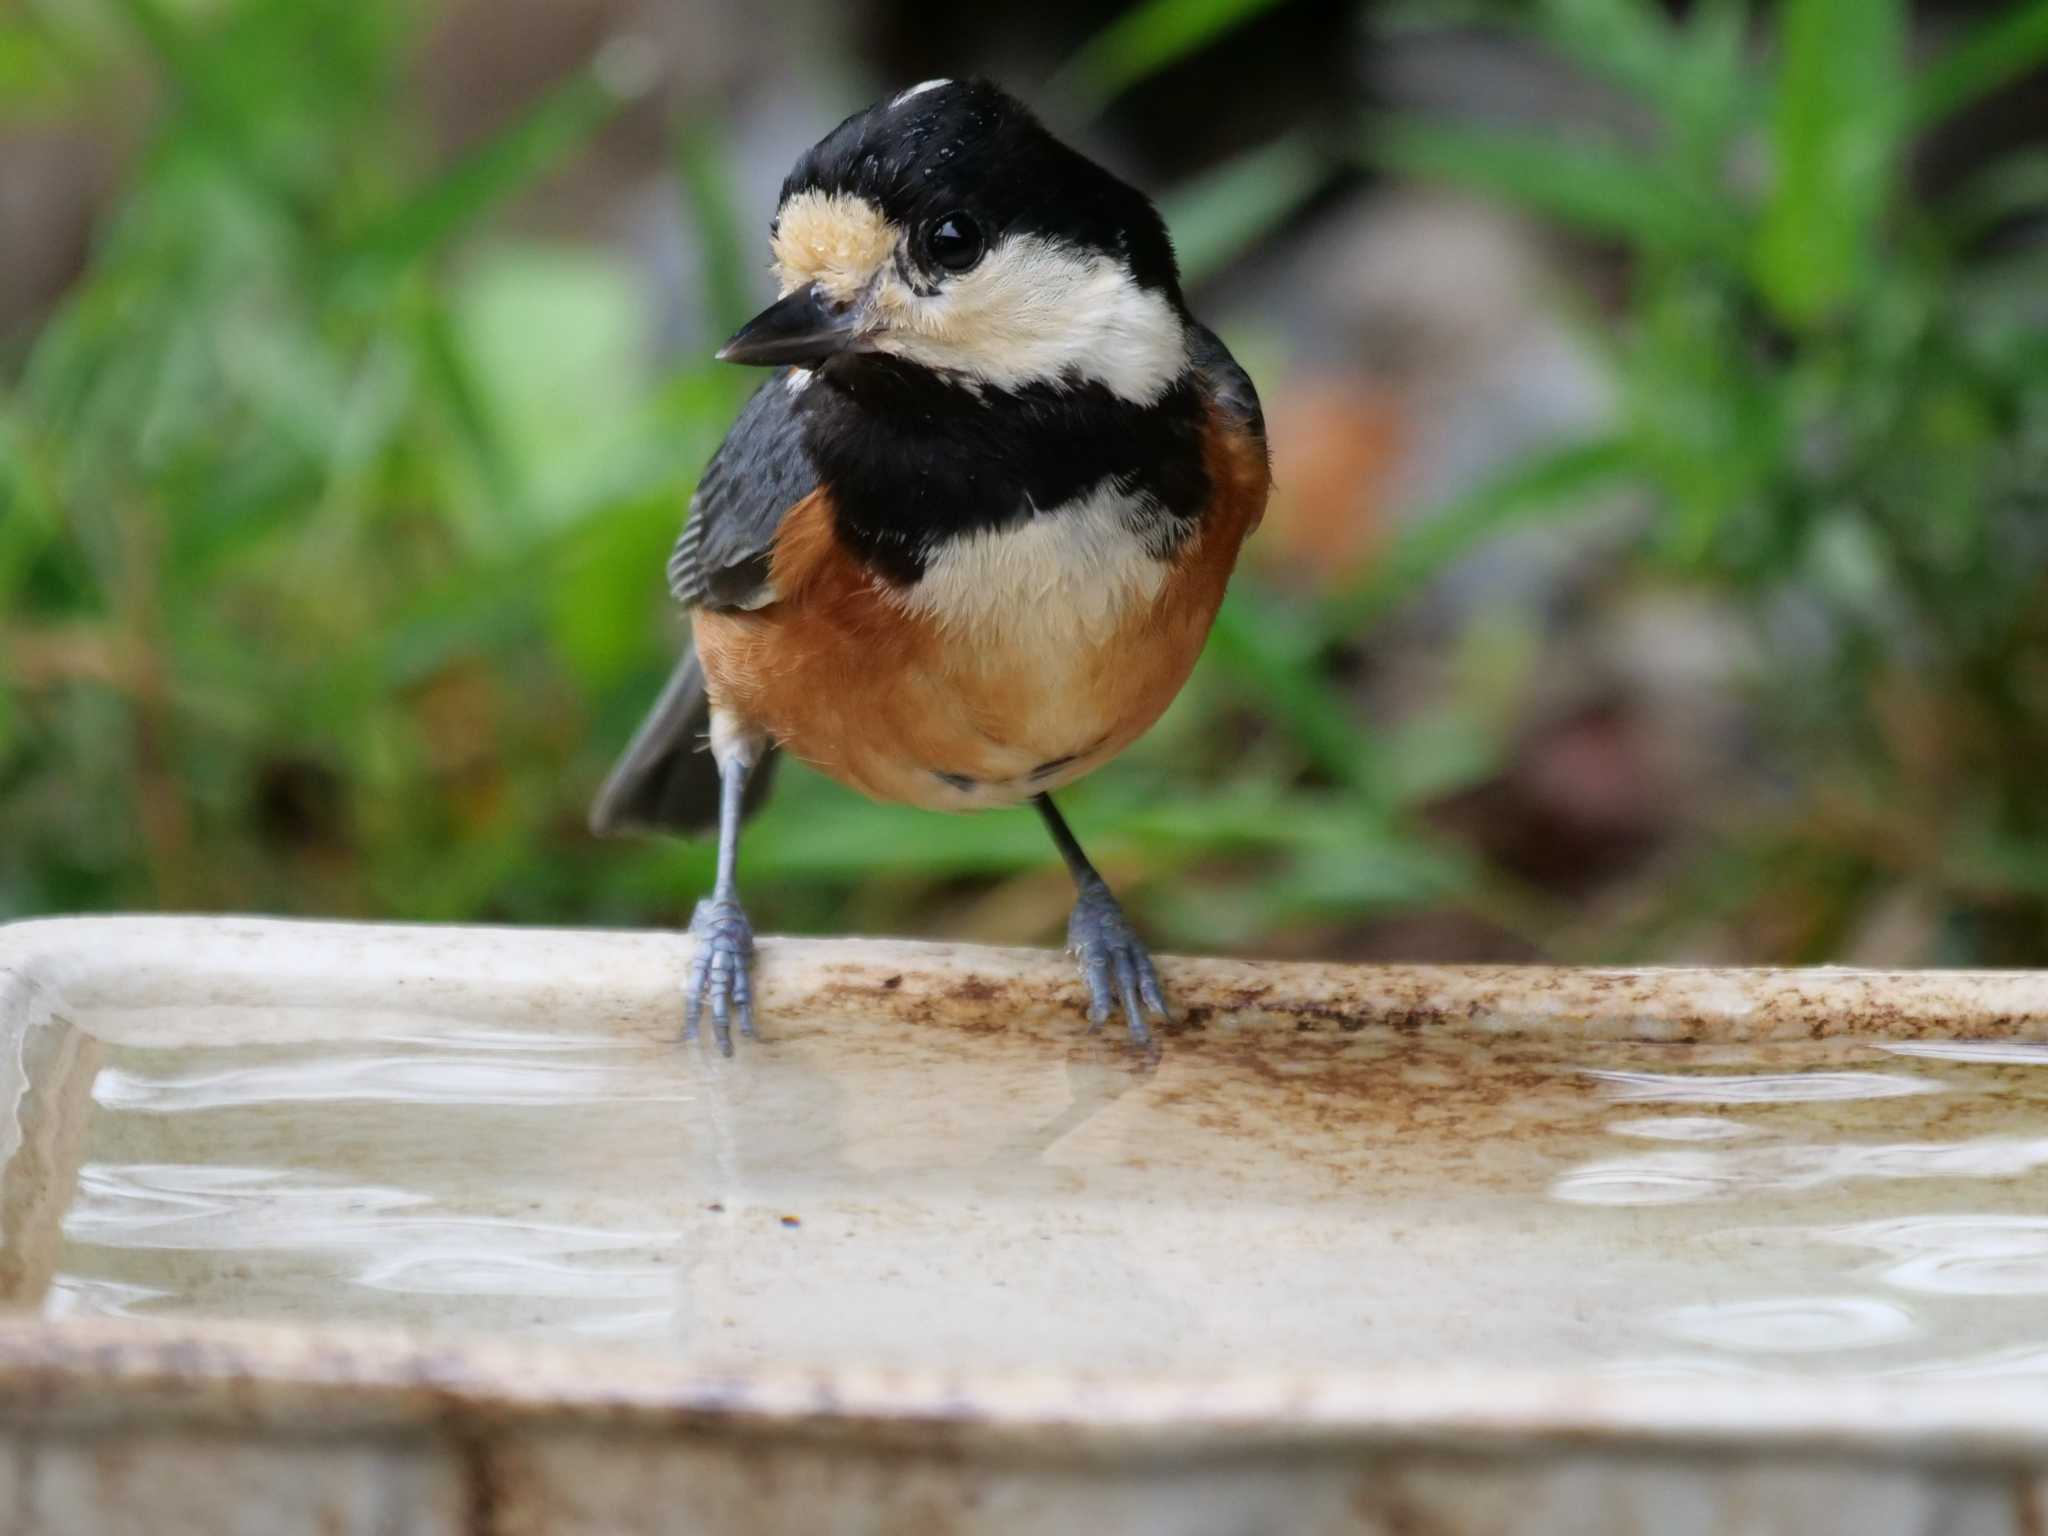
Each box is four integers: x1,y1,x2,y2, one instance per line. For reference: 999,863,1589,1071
874,480,1172,804
887,479,1168,648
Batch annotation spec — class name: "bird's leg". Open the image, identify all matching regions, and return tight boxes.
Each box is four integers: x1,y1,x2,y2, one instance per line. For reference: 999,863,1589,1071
1034,794,1171,1044
686,720,762,1055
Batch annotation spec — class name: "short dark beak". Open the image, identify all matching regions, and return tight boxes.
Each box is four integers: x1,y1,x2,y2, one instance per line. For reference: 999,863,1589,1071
715,286,865,367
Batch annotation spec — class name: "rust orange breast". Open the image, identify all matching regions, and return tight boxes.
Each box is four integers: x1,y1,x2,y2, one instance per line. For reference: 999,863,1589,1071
694,408,1268,811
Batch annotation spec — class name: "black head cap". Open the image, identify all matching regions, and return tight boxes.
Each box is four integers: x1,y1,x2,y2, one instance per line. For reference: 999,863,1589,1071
780,78,1184,305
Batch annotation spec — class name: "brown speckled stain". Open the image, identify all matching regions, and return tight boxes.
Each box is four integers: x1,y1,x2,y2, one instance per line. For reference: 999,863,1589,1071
455,1431,501,1536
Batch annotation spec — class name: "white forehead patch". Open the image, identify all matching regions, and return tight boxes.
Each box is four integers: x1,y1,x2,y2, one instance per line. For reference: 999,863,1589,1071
891,78,951,108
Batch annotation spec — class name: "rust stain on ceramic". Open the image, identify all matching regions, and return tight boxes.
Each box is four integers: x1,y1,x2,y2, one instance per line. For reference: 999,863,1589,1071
2017,1475,2046,1536
455,1430,502,1536
799,947,2048,1050
0,1017,99,1307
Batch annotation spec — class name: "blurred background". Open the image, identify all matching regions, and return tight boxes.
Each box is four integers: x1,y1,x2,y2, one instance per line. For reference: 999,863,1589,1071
1,0,2045,968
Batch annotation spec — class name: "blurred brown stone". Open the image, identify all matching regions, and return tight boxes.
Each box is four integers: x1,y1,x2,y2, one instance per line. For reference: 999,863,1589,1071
1255,378,1406,590
0,125,115,343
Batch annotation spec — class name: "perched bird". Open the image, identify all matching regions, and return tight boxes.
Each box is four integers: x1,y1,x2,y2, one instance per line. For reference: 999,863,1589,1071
592,78,1269,1053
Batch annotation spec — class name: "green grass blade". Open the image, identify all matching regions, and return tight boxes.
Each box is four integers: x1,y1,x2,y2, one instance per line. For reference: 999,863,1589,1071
1524,0,1682,105
674,115,759,340
1750,0,1907,325
1048,0,1286,117
1376,0,1684,109
336,62,634,285
1327,437,1635,631
1939,147,2048,244
0,11,85,105
1912,0,2048,127
1205,589,1391,806
1667,0,1758,170
102,0,299,209
1159,134,1324,286
0,410,59,603
1365,119,1733,253
415,299,528,533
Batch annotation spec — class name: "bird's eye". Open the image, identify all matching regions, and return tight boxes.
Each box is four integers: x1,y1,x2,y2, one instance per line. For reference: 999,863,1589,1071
923,212,984,274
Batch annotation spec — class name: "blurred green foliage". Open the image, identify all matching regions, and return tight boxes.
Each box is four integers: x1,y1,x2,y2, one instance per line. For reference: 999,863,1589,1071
1372,0,2048,961
2,0,2046,967
2,0,718,925
0,0,1463,949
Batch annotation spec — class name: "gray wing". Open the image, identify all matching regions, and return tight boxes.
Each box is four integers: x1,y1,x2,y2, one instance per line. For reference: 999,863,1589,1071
592,375,811,838
667,374,820,612
1189,322,1266,444
587,645,782,838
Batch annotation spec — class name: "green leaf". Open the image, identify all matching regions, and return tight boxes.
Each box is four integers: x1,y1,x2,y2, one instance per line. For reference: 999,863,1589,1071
102,0,299,209
1048,0,1286,116
416,296,527,536
1751,0,1907,325
445,244,643,522
0,15,78,104
1667,0,1760,173
1159,134,1324,286
1285,836,1472,910
1912,0,2048,127
335,61,634,286
738,784,1055,880
1365,119,1734,253
1522,0,1683,106
1939,147,2048,246
1950,832,2048,902
0,413,58,602
1327,437,1636,629
1206,589,1391,806
547,497,678,691
674,115,760,340
1378,0,1724,119
1382,707,1502,802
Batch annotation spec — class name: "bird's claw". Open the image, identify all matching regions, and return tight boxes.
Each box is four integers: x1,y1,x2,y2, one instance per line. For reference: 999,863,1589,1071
1066,879,1171,1045
685,895,756,1056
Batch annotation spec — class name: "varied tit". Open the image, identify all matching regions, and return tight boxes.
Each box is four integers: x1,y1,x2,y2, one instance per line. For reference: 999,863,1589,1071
592,77,1269,1053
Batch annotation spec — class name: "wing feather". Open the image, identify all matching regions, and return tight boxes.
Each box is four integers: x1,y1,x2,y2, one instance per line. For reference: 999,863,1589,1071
1188,323,1265,444
668,373,820,612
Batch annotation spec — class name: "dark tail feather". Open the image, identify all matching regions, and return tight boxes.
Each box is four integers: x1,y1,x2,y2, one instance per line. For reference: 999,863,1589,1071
588,646,780,839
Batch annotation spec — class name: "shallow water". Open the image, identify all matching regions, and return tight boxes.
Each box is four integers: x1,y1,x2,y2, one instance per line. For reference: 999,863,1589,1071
39,1006,2048,1379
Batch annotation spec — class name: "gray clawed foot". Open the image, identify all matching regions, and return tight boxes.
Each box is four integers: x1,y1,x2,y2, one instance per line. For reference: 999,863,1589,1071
685,895,756,1055
1066,879,1172,1045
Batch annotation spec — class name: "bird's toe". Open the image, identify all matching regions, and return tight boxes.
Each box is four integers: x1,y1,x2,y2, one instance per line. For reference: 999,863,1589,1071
1065,881,1171,1045
685,896,757,1055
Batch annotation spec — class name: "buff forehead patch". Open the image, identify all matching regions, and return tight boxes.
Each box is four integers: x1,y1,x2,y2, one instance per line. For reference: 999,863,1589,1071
772,190,897,305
